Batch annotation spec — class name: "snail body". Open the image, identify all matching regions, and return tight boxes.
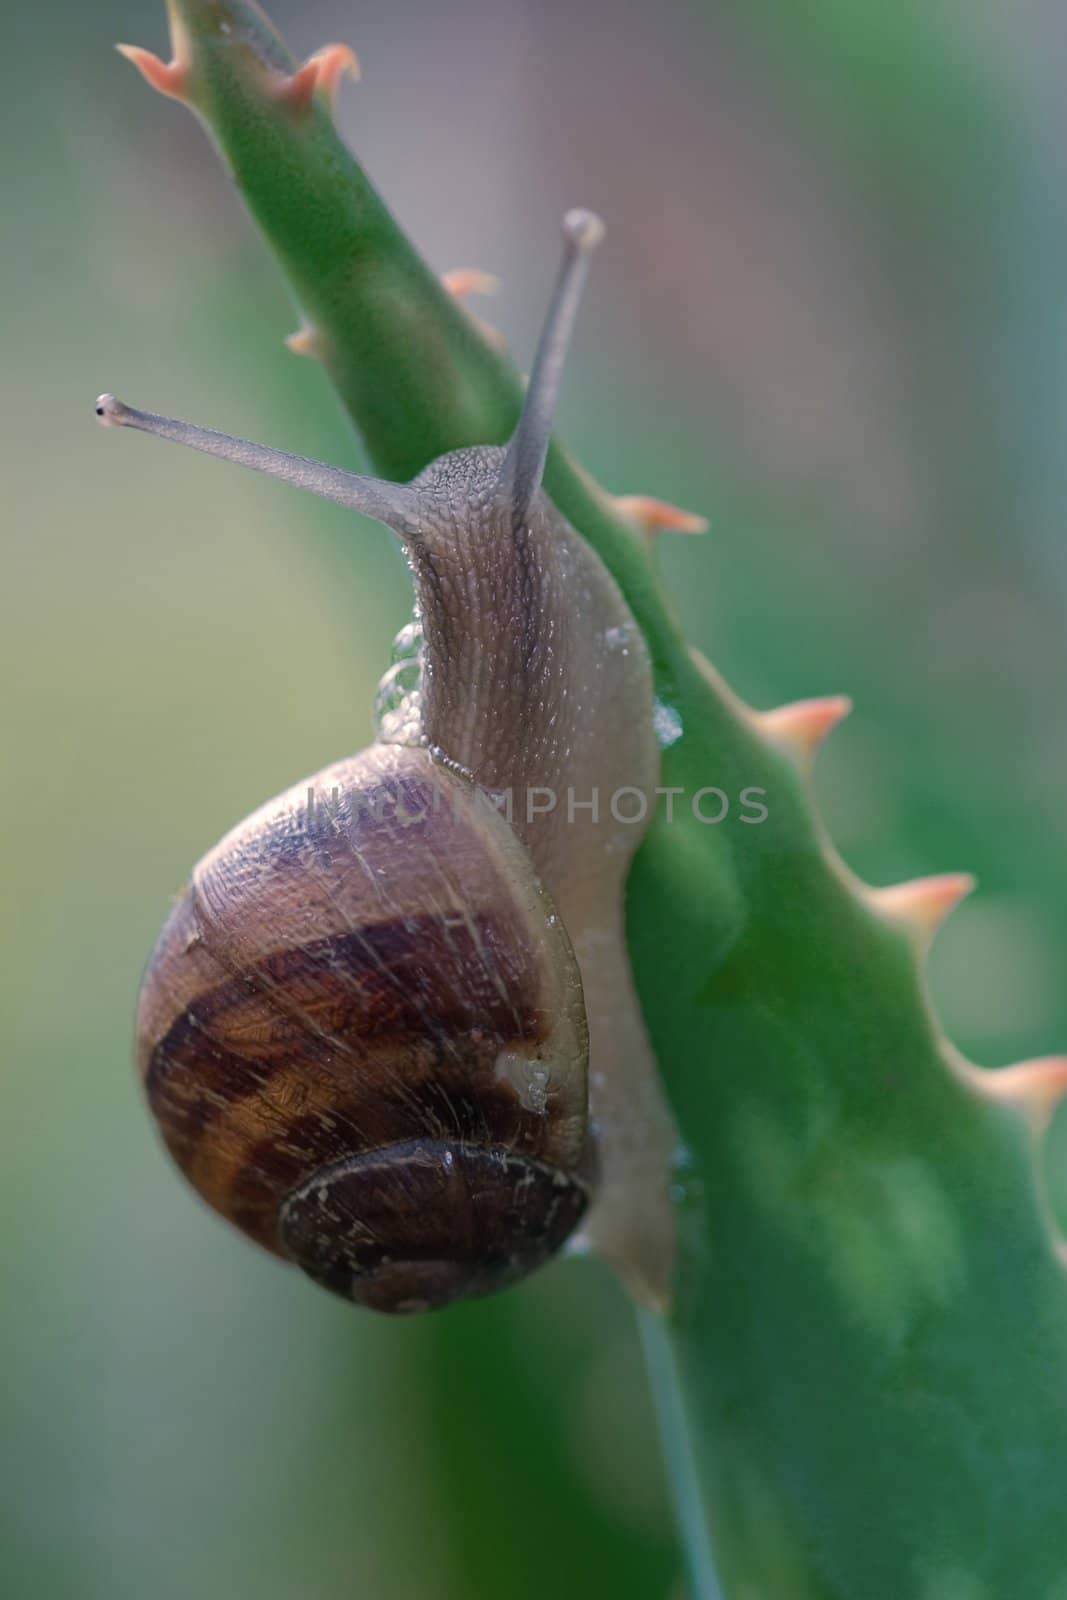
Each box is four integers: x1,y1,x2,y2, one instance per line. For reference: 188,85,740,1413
104,212,677,1312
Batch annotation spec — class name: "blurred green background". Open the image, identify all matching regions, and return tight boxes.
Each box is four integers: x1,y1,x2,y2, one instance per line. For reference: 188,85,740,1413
5,1,1067,1596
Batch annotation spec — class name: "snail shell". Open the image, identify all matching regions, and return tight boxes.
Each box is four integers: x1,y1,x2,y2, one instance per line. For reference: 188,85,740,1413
137,745,589,1313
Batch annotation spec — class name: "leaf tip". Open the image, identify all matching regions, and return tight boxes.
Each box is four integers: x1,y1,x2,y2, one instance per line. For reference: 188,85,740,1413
284,325,322,359
116,42,190,102
871,871,975,947
441,270,507,348
758,694,852,764
275,43,360,115
441,268,501,301
613,495,710,542
976,1055,1067,1133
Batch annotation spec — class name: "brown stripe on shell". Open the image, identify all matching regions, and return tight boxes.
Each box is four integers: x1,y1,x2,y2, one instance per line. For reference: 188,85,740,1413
224,1066,583,1248
144,911,581,1251
147,907,548,1122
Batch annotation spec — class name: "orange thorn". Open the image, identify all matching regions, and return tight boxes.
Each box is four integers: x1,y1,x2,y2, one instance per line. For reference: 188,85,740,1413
871,872,976,945
116,43,189,102
613,495,709,538
308,43,361,104
441,271,506,349
758,695,852,761
979,1056,1067,1134
277,43,360,114
442,269,501,301
285,326,321,359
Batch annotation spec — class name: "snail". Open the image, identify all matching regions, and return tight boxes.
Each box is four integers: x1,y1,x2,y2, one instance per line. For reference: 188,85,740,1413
98,210,677,1314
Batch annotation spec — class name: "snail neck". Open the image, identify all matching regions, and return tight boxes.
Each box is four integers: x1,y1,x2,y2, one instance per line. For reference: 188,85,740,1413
409,471,655,882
